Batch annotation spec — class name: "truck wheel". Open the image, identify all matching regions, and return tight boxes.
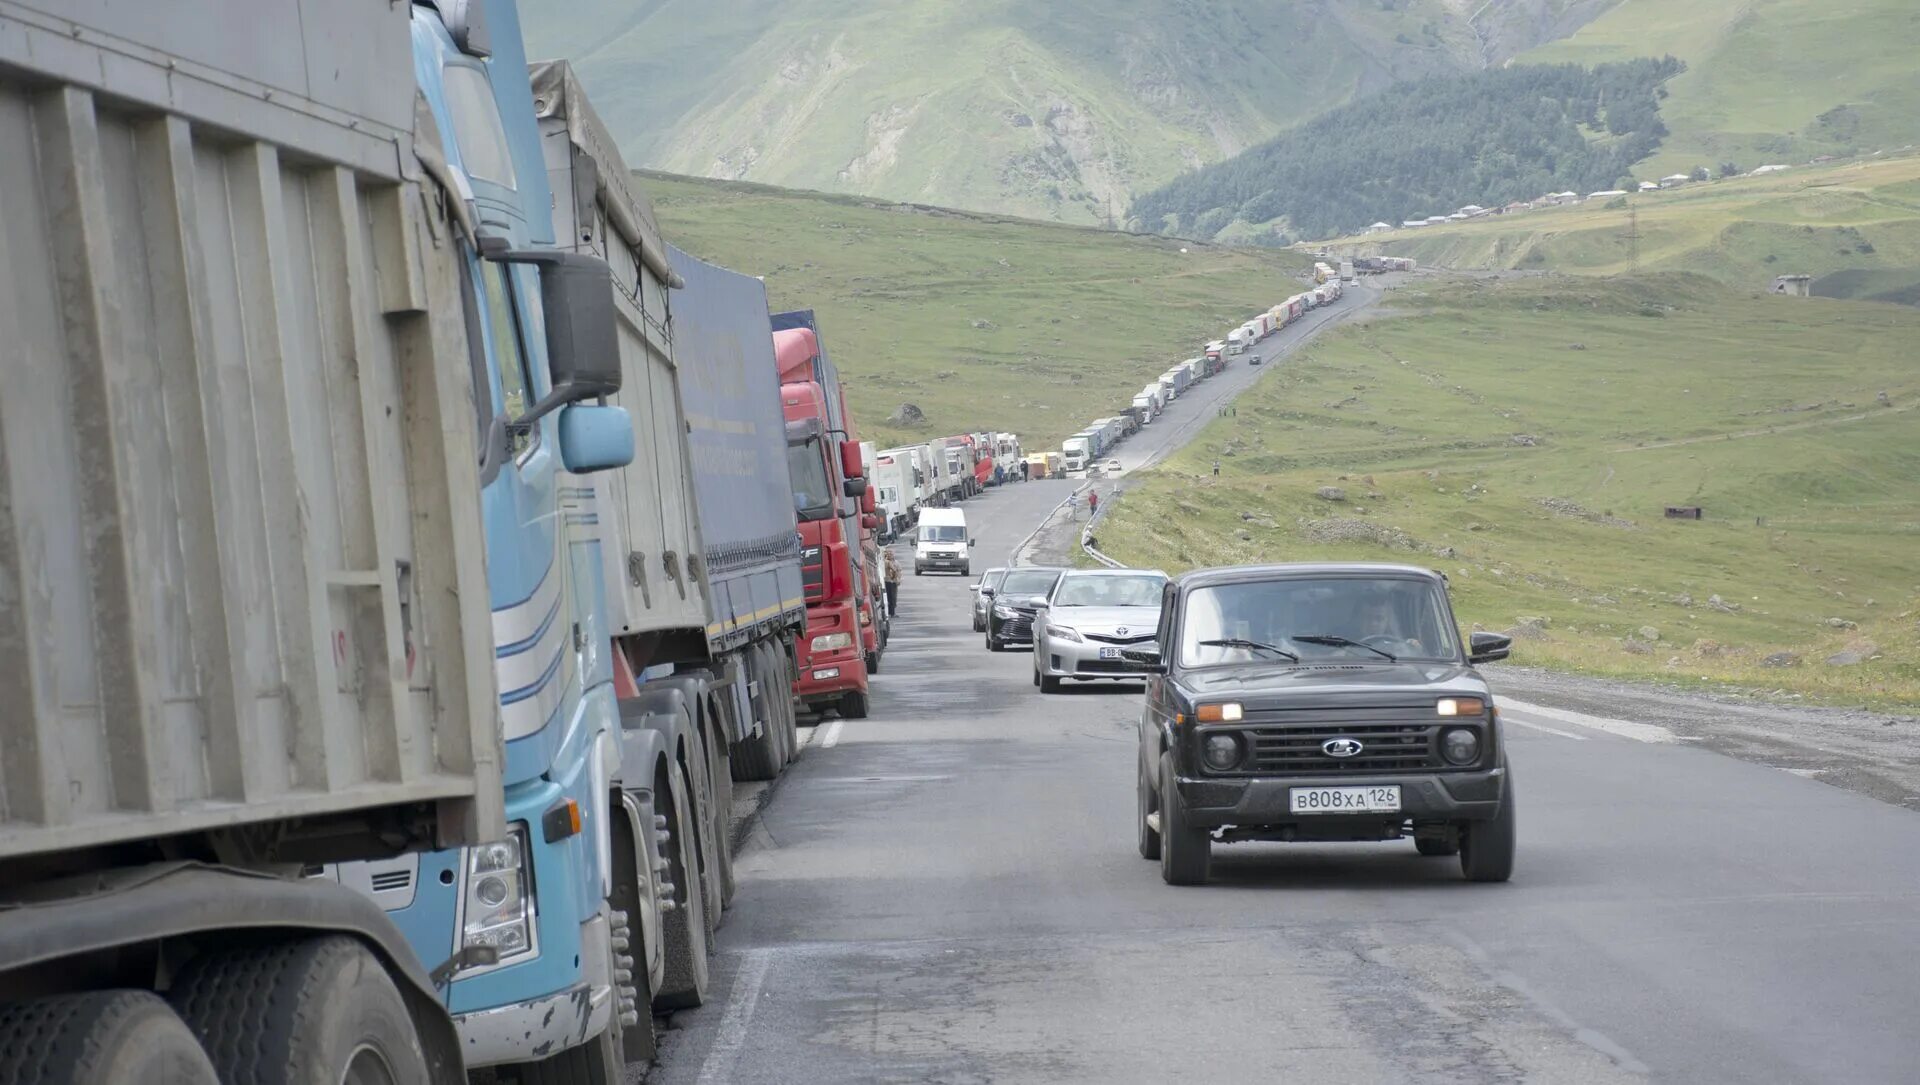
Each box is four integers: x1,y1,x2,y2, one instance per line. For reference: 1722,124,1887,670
730,704,781,783
705,698,738,911
0,991,218,1085
606,806,660,1066
866,650,879,675
519,1017,622,1085
1460,767,1516,883
688,723,728,935
654,764,712,1010
1136,764,1161,861
838,689,870,719
1158,754,1210,886
961,563,971,577
171,935,428,1085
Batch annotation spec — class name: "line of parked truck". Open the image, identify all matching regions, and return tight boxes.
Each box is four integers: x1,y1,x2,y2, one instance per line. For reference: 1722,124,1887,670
868,430,1025,544
1057,278,1348,473
0,2,886,1082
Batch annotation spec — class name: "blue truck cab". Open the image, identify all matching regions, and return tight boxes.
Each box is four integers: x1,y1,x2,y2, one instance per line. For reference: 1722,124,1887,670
342,1,641,1076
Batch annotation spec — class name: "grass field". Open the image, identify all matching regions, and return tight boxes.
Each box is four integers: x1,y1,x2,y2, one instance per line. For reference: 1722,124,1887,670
1336,155,1920,304
1095,275,1920,707
639,172,1310,449
1523,0,1920,181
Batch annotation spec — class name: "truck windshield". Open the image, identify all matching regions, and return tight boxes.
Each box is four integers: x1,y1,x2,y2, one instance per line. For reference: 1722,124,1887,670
921,525,966,543
1054,574,1164,607
1179,578,1460,667
787,439,835,521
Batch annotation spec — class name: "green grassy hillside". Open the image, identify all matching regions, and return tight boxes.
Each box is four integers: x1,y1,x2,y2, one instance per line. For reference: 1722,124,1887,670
636,172,1309,449
1096,275,1920,706
1524,0,1920,178
522,0,1604,225
1336,155,1920,302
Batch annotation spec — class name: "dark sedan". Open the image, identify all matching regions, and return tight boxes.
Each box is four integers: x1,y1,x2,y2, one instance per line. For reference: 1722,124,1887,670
985,567,1066,651
1130,563,1516,886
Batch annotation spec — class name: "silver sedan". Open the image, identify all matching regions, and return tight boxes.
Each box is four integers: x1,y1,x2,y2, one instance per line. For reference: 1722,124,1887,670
1032,569,1169,693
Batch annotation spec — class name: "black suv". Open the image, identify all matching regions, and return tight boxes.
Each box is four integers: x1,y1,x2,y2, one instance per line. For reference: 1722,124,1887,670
985,567,1065,651
1129,563,1515,885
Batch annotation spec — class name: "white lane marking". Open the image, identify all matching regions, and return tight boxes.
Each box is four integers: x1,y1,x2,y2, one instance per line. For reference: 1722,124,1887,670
1500,698,1678,744
1503,716,1588,741
695,947,774,1085
820,720,844,748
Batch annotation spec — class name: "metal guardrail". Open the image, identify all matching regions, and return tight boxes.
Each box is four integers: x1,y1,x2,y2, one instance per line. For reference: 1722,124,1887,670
1081,491,1125,568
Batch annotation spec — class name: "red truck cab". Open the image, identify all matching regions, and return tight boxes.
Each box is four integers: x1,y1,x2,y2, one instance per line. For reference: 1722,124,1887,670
775,329,873,719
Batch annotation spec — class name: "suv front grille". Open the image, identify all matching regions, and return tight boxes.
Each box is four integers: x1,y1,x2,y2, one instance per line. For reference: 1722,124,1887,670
1242,723,1445,774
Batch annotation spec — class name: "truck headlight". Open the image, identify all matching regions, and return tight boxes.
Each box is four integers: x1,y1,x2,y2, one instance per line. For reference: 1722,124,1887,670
811,632,854,653
462,825,534,965
1044,624,1083,643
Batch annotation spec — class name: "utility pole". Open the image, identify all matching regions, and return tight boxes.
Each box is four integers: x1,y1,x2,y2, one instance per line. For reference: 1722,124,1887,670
1625,205,1640,273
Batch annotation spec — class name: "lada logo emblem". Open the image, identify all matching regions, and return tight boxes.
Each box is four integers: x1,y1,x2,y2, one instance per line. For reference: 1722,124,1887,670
1322,738,1364,758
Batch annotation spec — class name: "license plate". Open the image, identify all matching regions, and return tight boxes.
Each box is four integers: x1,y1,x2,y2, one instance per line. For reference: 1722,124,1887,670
1098,647,1123,660
1289,786,1401,814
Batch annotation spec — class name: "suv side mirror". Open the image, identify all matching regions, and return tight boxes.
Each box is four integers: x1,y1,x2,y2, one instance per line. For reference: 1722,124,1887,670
1120,646,1165,673
1469,631,1512,664
980,588,994,598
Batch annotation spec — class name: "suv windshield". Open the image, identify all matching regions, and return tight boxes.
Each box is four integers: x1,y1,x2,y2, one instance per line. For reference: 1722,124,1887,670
787,439,835,521
1054,573,1164,607
920,524,966,543
1179,577,1459,667
999,569,1061,596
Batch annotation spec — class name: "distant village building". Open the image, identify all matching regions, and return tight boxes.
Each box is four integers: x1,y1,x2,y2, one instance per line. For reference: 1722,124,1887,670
1456,204,1486,217
1425,215,1449,225
1750,164,1791,175
1659,173,1691,187
1367,222,1395,234
1501,201,1529,214
1638,181,1661,192
1769,274,1812,297
1587,189,1629,199
1401,219,1427,228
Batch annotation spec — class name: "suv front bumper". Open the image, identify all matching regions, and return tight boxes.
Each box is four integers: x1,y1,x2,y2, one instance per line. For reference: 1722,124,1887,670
1173,766,1506,829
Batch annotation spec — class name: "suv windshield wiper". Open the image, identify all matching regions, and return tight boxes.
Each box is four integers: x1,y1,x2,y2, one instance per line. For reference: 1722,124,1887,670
1196,638,1299,662
1293,634,1397,662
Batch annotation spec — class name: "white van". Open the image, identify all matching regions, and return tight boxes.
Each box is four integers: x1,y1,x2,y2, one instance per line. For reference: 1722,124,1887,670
914,507,973,575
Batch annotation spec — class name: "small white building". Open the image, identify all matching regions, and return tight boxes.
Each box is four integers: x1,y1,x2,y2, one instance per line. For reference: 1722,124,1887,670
1751,164,1791,175
1425,215,1449,225
1587,189,1629,199
1366,222,1394,234
1401,219,1427,228
1660,173,1691,188
1638,181,1661,192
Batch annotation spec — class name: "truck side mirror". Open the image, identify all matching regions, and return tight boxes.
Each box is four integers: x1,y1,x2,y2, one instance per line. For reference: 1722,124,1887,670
479,245,622,429
843,476,868,499
839,440,863,479
1469,631,1512,664
861,513,880,531
861,486,877,515
557,404,634,473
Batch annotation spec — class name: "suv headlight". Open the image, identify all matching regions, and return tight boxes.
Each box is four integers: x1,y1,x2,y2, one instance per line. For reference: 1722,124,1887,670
1044,624,1083,643
462,825,534,965
811,632,854,653
1441,728,1481,765
994,604,1017,618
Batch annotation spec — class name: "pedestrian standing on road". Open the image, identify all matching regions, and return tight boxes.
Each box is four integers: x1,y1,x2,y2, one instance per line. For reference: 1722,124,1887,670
1088,490,1099,518
883,548,900,617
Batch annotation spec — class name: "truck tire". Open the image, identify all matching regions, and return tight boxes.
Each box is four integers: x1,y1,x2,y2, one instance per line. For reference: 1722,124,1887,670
654,763,712,1010
704,702,737,912
1460,769,1516,883
865,650,879,675
1158,753,1210,886
730,713,781,782
0,991,218,1085
837,689,870,719
606,807,660,1066
171,935,429,1085
1136,764,1161,861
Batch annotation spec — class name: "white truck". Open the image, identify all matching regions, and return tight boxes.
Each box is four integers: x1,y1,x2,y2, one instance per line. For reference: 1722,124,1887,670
873,447,920,537
1132,392,1157,423
1226,328,1250,355
1340,260,1357,282
1061,434,1095,474
0,2,520,1077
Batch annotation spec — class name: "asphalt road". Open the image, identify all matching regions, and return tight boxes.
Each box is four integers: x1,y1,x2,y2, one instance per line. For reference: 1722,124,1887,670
636,290,1920,1084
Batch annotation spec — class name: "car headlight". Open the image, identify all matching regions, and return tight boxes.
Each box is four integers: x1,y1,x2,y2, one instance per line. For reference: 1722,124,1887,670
1044,624,1083,643
994,605,1017,618
462,825,533,965
1441,727,1480,765
811,632,854,653
1202,732,1244,771
1436,697,1485,716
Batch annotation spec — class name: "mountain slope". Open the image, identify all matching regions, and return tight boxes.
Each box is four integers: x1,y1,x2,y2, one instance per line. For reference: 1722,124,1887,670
1523,0,1920,178
520,0,1618,224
